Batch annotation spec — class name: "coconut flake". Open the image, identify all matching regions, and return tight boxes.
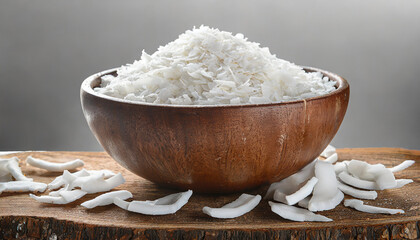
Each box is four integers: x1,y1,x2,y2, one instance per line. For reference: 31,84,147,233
0,181,46,194
333,161,348,174
308,161,343,212
2,157,33,181
273,176,318,205
30,189,86,204
94,26,336,105
269,201,332,222
337,181,377,200
391,179,413,189
81,190,133,209
389,160,415,173
203,194,261,219
265,159,316,200
338,171,377,190
122,190,192,215
26,156,84,172
48,169,91,190
344,199,404,214
113,197,130,210
323,153,338,164
297,196,311,209
320,145,336,158
80,173,125,194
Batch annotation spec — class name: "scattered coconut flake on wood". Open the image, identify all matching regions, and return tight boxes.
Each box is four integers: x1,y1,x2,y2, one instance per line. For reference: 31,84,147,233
48,169,90,190
283,177,318,206
347,160,397,190
323,153,338,164
308,161,343,212
30,190,86,204
202,194,261,219
2,157,33,181
113,197,130,210
389,160,415,173
265,159,317,200
120,190,192,215
269,201,332,222
94,26,336,105
333,161,348,174
297,196,310,209
338,171,377,190
391,179,413,189
81,190,133,209
0,181,47,194
26,156,84,172
344,199,404,214
48,169,125,193
80,173,125,194
337,181,377,200
320,145,336,158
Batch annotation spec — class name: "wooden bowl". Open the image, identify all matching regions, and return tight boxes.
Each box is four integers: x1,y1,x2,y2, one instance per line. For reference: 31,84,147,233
80,67,349,193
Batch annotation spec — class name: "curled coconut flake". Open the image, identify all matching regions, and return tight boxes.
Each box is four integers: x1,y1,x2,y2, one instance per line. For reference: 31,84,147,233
5,157,33,181
48,169,90,190
269,201,332,222
338,171,377,190
67,173,101,190
344,199,404,215
48,188,65,197
320,145,336,158
347,160,385,181
284,177,318,206
30,189,86,204
323,153,338,164
81,190,133,209
297,196,310,209
337,181,377,200
80,173,125,194
203,194,261,219
265,159,317,199
26,156,84,172
48,169,116,190
87,169,116,178
391,179,413,189
123,190,192,215
333,161,348,174
347,160,396,190
308,161,343,212
114,197,130,210
0,181,47,194
390,160,415,173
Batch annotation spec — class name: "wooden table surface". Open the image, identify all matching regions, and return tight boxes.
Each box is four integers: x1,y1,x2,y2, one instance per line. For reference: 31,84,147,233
0,148,419,240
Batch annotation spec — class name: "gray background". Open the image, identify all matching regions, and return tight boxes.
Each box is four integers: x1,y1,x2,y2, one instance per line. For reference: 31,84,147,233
0,0,419,151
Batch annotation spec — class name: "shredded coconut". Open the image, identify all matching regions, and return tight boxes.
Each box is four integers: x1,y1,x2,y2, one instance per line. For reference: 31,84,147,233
94,26,337,105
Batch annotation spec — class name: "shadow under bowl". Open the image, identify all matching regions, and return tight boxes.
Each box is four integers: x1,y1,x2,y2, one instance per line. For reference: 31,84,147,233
80,67,349,193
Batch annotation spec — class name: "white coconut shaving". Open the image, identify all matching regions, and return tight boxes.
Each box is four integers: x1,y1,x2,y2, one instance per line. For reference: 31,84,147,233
81,190,133,209
94,26,336,105
26,156,84,172
344,199,404,215
202,194,261,219
115,190,193,215
269,201,332,222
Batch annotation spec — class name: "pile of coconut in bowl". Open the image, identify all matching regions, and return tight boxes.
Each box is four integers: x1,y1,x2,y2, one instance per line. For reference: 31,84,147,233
94,26,336,105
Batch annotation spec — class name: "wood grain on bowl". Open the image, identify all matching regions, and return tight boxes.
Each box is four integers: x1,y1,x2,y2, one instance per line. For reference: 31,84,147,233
80,67,349,193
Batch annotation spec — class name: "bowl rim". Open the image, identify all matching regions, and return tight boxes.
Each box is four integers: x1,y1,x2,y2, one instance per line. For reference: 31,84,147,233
81,66,349,109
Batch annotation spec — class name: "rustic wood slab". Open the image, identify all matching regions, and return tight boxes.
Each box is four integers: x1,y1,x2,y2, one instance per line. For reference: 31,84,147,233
0,148,419,239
